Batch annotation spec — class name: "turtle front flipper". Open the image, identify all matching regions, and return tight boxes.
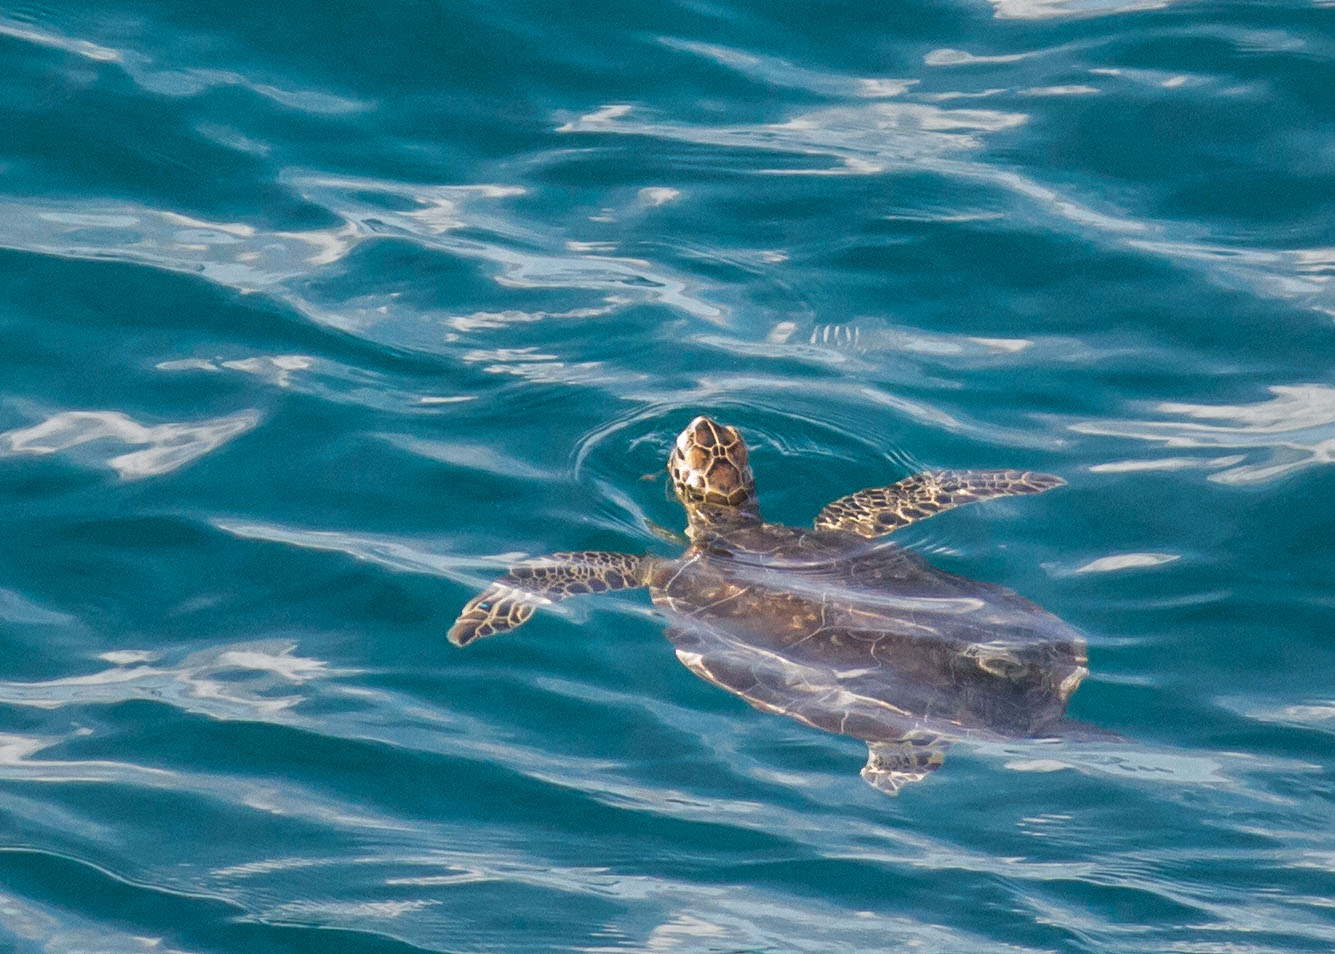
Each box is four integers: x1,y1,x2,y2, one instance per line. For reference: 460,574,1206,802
861,735,950,795
814,469,1064,538
448,551,651,646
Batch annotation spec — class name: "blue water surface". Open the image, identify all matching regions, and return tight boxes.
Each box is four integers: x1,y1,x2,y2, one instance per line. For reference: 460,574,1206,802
1,1,1333,951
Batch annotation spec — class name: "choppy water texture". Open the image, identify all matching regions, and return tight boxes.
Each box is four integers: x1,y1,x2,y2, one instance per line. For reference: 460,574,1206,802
1,1,1333,951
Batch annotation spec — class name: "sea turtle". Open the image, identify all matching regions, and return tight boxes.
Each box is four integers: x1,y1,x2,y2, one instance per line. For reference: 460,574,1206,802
450,415,1091,794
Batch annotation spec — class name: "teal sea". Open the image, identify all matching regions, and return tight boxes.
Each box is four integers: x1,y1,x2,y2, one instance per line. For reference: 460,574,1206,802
2,1,1333,951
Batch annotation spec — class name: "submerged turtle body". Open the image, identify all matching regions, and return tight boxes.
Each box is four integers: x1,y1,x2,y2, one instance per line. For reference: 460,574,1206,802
451,416,1090,794
649,522,1086,790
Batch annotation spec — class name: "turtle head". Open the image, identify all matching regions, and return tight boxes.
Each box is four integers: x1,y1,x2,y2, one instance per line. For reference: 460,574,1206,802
668,415,759,531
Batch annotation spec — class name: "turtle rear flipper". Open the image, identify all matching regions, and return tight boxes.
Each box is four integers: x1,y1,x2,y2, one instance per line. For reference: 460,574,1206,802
449,551,651,646
815,469,1065,538
861,735,950,795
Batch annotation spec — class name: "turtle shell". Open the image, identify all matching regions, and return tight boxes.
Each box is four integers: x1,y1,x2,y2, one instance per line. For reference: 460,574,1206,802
648,521,1087,745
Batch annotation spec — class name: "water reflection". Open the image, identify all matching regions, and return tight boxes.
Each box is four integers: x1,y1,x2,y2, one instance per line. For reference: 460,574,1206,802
659,38,917,99
770,318,1038,361
1073,552,1180,574
0,588,75,625
559,100,1027,174
1075,383,1335,484
0,169,723,346
156,354,313,388
0,14,366,113
212,519,499,585
987,0,1192,19
0,883,194,954
1,409,258,479
557,59,1332,316
0,642,345,721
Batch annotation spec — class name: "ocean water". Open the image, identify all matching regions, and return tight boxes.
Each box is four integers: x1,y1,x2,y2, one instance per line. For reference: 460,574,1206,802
1,0,1333,951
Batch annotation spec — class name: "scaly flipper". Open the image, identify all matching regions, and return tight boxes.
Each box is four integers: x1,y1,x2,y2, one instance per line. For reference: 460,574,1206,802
861,735,950,795
449,552,651,646
814,469,1064,538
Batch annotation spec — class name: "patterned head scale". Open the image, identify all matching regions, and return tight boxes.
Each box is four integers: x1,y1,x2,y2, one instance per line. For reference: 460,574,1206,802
668,416,758,518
